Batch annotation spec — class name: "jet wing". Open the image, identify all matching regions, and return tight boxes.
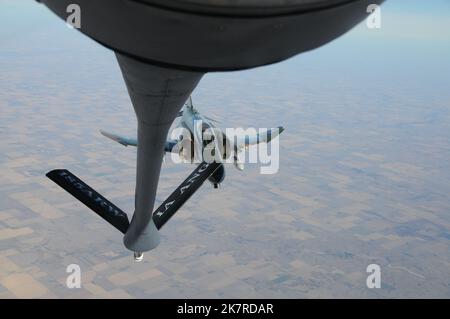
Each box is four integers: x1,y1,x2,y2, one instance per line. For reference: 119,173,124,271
236,126,284,148
100,130,137,147
100,130,178,153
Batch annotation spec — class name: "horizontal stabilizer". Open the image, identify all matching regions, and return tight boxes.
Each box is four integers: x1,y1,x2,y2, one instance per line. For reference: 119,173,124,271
153,161,222,229
46,169,130,233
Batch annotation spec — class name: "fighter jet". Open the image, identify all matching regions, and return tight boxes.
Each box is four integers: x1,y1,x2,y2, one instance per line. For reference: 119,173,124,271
100,96,284,177
39,0,385,260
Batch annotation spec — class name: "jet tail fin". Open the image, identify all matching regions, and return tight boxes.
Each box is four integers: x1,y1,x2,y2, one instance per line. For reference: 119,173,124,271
185,96,193,109
175,96,193,117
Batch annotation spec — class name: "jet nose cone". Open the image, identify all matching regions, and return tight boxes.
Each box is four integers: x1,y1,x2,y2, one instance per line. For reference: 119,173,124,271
278,126,285,134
